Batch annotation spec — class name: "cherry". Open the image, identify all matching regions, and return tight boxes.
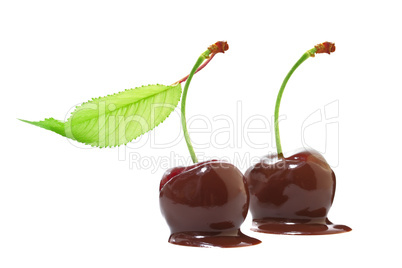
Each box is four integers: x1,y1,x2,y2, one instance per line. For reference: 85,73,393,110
159,42,260,247
245,150,351,234
245,42,351,235
160,160,260,247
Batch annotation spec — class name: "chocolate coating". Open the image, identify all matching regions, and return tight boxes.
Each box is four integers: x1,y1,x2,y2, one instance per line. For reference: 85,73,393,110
160,160,260,247
245,150,351,235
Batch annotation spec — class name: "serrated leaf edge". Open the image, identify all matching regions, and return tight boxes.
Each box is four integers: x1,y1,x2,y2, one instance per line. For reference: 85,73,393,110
67,84,182,148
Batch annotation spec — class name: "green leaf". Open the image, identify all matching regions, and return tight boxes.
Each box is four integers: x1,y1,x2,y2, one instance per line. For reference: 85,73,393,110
19,118,66,137
21,84,182,147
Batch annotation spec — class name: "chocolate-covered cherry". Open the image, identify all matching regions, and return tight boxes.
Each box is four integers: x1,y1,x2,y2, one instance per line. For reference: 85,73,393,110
160,160,260,247
159,42,260,247
245,42,351,235
246,150,351,234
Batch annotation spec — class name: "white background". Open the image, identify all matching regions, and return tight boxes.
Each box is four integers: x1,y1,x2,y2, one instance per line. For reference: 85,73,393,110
1,0,401,267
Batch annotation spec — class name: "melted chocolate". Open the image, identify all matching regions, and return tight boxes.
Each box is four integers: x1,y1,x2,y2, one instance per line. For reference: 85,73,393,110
168,230,260,248
245,150,351,235
160,160,261,247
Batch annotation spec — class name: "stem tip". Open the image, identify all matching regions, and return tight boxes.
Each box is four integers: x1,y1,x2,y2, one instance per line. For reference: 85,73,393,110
314,42,336,55
208,41,229,55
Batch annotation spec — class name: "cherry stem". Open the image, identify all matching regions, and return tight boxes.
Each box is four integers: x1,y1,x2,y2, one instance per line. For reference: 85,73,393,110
180,41,229,163
274,42,336,158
